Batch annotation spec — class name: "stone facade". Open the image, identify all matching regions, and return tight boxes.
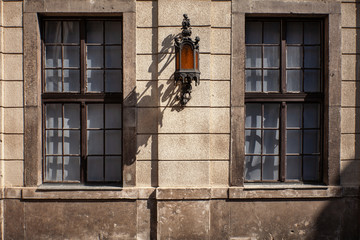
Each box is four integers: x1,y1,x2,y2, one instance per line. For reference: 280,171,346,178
0,0,359,239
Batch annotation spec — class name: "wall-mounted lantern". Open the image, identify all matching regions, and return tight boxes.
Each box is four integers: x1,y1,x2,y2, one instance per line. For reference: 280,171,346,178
174,14,200,105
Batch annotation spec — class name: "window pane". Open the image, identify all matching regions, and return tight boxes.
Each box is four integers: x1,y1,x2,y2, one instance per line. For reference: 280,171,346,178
246,46,262,68
303,130,320,154
105,130,122,155
64,104,80,129
304,46,320,68
105,46,122,68
245,103,261,128
286,156,301,180
87,130,104,155
286,70,302,92
264,22,280,44
87,46,103,68
87,21,103,43
286,130,302,154
105,21,122,44
245,156,261,180
245,22,262,44
64,46,80,68
64,156,80,181
304,70,320,92
263,130,279,154
46,70,62,92
263,70,279,92
304,22,320,45
263,46,280,68
105,156,122,181
46,156,62,181
87,157,103,181
303,156,319,181
286,46,303,68
304,104,320,128
46,104,62,129
105,70,122,92
264,104,279,128
45,46,62,68
245,130,261,154
245,70,262,92
63,70,80,92
287,104,302,128
87,104,104,128
45,21,61,43
286,22,303,44
87,70,104,92
105,104,122,128
64,130,80,155
263,156,279,180
63,21,79,43
46,130,63,155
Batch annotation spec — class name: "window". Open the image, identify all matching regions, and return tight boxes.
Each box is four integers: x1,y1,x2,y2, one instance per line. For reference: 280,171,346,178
244,19,323,183
42,19,123,183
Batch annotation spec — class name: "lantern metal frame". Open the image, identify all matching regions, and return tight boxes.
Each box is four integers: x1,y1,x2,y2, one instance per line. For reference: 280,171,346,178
174,14,200,105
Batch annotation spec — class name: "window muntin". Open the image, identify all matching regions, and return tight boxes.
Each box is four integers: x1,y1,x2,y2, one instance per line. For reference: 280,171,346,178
245,19,323,183
42,19,123,183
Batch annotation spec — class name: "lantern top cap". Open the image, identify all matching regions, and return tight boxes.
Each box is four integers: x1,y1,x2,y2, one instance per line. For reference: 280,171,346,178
181,13,192,37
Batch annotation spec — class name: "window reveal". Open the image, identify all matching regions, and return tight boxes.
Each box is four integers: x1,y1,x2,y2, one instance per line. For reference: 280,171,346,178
42,19,123,183
245,19,323,182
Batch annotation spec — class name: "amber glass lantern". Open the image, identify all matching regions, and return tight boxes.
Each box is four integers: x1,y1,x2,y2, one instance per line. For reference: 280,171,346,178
174,14,200,105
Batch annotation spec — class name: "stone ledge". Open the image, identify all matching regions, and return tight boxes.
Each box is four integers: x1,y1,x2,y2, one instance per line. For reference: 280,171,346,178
156,187,228,199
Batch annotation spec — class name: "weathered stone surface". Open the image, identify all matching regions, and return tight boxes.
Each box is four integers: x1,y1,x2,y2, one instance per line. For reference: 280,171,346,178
3,54,23,80
136,1,158,28
341,108,360,133
3,27,23,53
341,160,360,185
136,28,158,54
210,161,229,186
211,55,230,80
341,133,360,159
137,54,157,80
341,81,360,107
4,161,23,187
342,55,360,80
210,200,230,240
3,1,23,27
341,2,360,28
4,108,24,134
211,1,231,27
3,81,23,107
211,28,231,54
4,199,24,240
3,134,24,160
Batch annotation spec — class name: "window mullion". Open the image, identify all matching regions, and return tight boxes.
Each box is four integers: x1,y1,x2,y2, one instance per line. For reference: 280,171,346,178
80,102,87,183
281,19,286,93
80,20,86,94
280,101,286,181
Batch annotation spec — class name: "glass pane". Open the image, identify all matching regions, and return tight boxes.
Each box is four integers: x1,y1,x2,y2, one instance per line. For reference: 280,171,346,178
303,156,319,181
245,156,261,180
105,104,122,128
87,104,104,128
286,46,303,68
105,70,122,92
45,21,61,43
87,156,103,181
304,22,320,45
63,70,80,92
64,130,80,155
304,46,320,68
64,156,80,181
303,130,320,154
287,104,302,128
286,156,302,180
246,46,262,68
87,46,103,68
263,46,280,68
263,156,279,180
87,130,104,155
87,21,103,43
245,103,261,128
245,70,262,92
46,156,62,181
46,130,63,155
105,21,122,44
64,46,80,68
304,70,320,92
304,104,320,128
286,70,302,92
263,70,279,92
264,22,280,44
286,22,303,44
286,130,302,154
245,22,262,44
264,104,279,128
45,70,62,92
46,104,62,129
245,130,261,154
105,130,122,155
63,21,79,43
45,46,62,68
64,104,80,129
105,156,122,181
263,130,279,154
105,46,122,68
87,70,104,92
